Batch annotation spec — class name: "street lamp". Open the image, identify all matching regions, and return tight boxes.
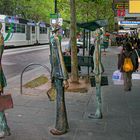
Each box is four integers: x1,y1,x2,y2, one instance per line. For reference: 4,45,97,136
54,0,57,13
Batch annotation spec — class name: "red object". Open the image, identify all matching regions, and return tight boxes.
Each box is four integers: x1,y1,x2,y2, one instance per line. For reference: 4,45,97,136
0,94,13,111
105,33,110,36
117,9,125,17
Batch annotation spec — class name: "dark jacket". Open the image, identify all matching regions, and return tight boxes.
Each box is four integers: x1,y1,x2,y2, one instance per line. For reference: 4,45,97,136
118,50,138,72
89,45,95,56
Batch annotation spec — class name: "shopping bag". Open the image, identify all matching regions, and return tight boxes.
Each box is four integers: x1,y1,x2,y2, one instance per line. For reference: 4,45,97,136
0,94,14,111
46,86,56,101
112,70,122,80
112,70,124,85
90,76,108,87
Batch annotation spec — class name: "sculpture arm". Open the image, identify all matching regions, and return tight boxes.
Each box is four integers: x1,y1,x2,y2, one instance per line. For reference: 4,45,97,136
55,37,68,80
0,34,4,57
93,39,104,75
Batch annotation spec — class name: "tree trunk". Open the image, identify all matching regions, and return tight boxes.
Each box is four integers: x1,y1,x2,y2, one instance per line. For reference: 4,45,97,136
70,0,79,82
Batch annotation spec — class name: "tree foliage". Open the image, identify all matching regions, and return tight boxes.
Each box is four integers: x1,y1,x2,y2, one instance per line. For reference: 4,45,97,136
0,0,54,22
0,0,114,82
57,0,114,30
0,0,114,30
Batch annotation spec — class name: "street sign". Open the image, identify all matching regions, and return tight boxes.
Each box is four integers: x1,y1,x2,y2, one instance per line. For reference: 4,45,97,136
125,9,140,17
129,0,140,13
50,13,58,18
115,3,128,9
119,21,140,25
58,18,63,26
50,19,57,24
50,13,62,25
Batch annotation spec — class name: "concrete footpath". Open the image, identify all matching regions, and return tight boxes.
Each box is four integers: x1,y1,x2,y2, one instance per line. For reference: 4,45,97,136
3,47,140,140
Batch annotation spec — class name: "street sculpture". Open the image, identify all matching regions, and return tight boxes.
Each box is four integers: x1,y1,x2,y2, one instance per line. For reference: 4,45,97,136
49,24,69,135
0,23,11,138
89,28,104,119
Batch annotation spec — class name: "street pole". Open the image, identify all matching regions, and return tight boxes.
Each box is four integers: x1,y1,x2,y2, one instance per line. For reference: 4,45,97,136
54,0,57,13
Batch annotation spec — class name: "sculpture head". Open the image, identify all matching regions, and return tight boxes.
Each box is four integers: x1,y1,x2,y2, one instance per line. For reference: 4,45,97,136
95,28,102,39
100,27,105,34
51,23,60,34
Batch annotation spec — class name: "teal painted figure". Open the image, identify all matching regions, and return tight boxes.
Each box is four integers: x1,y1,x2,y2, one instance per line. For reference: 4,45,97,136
0,23,11,138
49,25,69,135
89,28,104,119
100,29,109,51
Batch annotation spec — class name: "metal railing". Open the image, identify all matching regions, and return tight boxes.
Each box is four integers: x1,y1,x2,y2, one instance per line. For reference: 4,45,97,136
20,63,50,95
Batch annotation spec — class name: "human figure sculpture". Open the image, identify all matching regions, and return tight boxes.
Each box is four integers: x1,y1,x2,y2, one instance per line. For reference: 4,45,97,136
89,28,104,119
49,25,69,135
0,23,11,138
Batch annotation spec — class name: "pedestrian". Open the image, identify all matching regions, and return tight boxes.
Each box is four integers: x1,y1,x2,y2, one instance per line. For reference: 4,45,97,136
118,42,138,91
63,39,81,73
49,25,69,135
62,30,65,38
0,23,11,138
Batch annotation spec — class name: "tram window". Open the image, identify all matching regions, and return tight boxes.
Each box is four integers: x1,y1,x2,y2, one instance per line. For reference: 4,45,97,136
5,23,15,33
15,24,25,33
21,25,25,33
32,26,35,33
40,27,43,34
45,28,47,34
43,28,45,33
40,27,47,34
43,28,47,34
16,24,21,33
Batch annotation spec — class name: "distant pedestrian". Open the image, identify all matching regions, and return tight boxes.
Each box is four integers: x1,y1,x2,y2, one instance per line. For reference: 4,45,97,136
0,23,11,138
63,40,81,72
62,30,65,38
118,42,138,91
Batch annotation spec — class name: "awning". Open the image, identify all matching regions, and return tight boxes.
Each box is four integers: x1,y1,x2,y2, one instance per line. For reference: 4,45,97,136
64,19,108,31
77,19,108,31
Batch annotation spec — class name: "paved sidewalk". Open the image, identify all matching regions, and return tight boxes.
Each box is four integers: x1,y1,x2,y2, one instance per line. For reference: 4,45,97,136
2,47,140,140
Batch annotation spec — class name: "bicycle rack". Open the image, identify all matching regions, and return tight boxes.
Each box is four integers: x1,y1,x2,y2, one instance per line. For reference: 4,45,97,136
20,63,50,95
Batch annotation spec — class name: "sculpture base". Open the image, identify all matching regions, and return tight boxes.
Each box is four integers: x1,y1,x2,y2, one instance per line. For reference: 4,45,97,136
50,128,67,135
88,113,103,119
